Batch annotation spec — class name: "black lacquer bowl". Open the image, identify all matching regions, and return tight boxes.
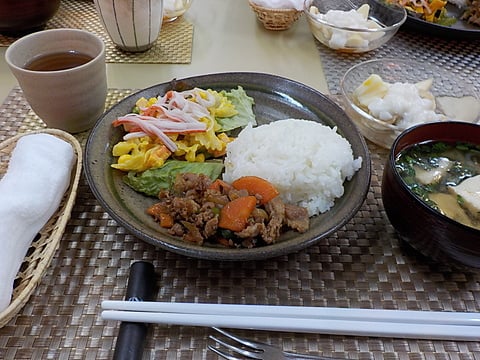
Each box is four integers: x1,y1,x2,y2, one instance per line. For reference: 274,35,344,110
0,0,60,36
382,121,480,268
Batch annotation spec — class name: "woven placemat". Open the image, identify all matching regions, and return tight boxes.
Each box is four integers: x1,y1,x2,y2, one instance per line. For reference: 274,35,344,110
0,87,479,359
0,0,193,64
315,1,480,95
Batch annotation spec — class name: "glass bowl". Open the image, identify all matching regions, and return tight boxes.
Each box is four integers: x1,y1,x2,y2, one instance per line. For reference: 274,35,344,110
304,0,406,53
340,58,480,148
163,0,192,22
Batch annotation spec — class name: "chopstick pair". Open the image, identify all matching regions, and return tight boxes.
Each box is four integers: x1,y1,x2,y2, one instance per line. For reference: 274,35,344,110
101,301,480,341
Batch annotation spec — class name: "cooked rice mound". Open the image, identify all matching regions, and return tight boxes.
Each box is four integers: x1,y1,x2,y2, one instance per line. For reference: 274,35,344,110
223,119,362,216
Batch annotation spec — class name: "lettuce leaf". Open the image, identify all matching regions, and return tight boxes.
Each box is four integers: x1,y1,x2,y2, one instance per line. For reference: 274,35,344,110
123,159,224,197
217,86,256,132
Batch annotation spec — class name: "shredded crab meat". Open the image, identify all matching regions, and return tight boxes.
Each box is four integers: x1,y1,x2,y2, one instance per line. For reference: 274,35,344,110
113,114,207,152
112,88,216,152
144,88,214,121
390,0,438,15
123,131,148,140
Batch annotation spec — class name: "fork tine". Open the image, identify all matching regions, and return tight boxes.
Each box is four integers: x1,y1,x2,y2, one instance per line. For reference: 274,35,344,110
212,327,263,350
209,334,264,359
207,344,242,360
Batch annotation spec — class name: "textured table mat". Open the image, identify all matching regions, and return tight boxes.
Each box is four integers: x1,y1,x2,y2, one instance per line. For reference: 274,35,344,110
317,21,480,96
0,0,193,64
0,87,478,359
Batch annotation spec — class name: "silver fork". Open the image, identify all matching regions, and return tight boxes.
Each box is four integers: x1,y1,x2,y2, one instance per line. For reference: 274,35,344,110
208,327,341,360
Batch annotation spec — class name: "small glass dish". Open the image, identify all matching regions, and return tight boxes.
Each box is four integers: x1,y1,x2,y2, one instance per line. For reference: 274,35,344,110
163,0,192,22
340,58,480,148
304,0,406,53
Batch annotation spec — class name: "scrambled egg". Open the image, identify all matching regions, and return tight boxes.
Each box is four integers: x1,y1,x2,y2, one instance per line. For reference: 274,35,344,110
112,89,236,171
205,89,238,118
111,137,171,172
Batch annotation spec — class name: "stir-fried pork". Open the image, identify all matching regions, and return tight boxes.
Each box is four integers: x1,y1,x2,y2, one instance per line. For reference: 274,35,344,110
147,173,310,248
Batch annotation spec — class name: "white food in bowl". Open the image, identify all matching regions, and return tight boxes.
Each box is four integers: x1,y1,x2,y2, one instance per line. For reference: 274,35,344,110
164,0,185,12
163,0,190,20
222,119,362,216
308,4,383,50
352,73,480,131
353,74,446,130
436,95,480,122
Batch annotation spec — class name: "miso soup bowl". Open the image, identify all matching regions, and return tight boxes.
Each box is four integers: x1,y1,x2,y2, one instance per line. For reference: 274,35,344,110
382,121,480,269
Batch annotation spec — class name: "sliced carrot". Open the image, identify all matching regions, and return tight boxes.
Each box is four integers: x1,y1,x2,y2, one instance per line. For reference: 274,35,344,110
217,237,231,247
158,213,174,228
209,179,232,193
231,176,279,205
147,204,174,228
218,195,257,232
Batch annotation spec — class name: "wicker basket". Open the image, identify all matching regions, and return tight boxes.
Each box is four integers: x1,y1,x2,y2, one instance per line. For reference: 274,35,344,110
0,129,82,328
249,0,303,30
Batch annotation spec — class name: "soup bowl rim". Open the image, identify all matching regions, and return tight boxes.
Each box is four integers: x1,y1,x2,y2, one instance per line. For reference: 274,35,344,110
389,121,480,236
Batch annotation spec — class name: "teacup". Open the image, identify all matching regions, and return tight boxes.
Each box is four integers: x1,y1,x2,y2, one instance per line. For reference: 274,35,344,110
5,29,107,133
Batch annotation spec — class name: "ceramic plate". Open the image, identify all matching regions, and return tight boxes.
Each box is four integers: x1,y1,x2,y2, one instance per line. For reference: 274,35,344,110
84,72,371,261
403,3,480,39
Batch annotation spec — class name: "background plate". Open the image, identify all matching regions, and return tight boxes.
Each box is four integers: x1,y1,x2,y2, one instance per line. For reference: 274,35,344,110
402,3,480,39
84,72,371,261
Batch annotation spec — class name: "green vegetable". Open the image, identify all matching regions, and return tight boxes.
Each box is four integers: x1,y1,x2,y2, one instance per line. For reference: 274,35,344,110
395,140,480,210
217,86,256,132
436,13,457,27
123,159,224,196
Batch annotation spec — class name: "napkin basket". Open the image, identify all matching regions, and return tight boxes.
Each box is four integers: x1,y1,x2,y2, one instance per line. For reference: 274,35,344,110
249,0,303,30
0,129,82,328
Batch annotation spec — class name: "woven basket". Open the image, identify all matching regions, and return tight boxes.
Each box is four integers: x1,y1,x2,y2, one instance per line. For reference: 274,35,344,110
0,129,82,328
249,0,303,30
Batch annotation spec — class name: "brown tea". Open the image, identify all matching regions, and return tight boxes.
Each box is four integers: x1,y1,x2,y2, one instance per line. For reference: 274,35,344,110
25,50,93,71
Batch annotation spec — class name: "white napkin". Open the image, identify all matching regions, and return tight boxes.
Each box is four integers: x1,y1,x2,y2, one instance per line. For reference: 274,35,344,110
0,134,75,312
251,0,304,11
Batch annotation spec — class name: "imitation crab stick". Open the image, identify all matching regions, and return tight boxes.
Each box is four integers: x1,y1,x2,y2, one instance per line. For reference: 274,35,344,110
112,114,207,152
113,88,217,152
231,176,279,205
218,195,257,232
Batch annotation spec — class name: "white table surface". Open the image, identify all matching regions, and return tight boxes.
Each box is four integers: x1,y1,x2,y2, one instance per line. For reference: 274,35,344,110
0,0,329,104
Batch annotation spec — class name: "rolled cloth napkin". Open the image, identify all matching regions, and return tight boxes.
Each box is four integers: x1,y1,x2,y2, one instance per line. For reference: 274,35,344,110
0,133,75,312
251,0,304,10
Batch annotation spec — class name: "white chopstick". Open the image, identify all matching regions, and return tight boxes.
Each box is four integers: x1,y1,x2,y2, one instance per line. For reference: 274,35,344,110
100,301,480,341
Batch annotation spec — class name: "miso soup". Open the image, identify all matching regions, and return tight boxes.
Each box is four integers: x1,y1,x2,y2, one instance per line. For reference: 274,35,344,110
395,141,480,230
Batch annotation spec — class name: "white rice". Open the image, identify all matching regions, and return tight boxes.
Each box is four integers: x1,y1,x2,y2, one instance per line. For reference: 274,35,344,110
222,119,363,216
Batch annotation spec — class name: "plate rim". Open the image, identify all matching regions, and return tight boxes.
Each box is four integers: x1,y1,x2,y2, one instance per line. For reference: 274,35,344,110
84,71,372,261
402,3,480,39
